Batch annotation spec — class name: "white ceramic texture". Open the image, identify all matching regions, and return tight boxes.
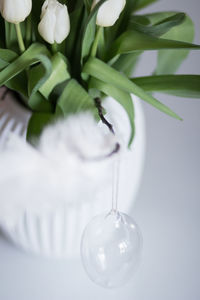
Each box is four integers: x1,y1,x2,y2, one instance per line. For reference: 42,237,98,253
0,88,31,147
0,89,145,258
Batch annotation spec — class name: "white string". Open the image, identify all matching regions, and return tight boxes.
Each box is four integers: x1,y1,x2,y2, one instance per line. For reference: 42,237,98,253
111,154,120,213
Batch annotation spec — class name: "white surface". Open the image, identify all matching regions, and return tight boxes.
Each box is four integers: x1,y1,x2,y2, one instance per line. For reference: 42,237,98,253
0,0,200,298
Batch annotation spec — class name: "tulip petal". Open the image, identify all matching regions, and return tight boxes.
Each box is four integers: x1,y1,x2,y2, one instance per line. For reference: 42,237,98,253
54,4,70,44
95,0,126,27
40,0,49,18
38,6,56,44
38,0,70,44
1,0,32,24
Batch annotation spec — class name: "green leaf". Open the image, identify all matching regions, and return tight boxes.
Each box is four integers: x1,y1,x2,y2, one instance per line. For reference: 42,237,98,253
155,14,195,74
129,13,186,37
104,0,137,52
132,75,200,98
28,92,53,112
28,55,52,97
112,12,186,76
134,0,159,11
5,72,28,97
31,0,44,23
142,11,183,25
4,22,17,49
31,0,46,43
40,53,70,98
0,43,52,112
90,77,135,146
81,0,106,63
83,57,182,120
66,0,80,12
0,18,5,48
0,48,18,69
84,0,93,13
25,47,53,112
29,53,70,100
65,6,84,59
0,43,50,87
27,112,56,142
4,21,27,52
56,79,97,117
107,29,200,61
0,49,28,98
112,52,141,76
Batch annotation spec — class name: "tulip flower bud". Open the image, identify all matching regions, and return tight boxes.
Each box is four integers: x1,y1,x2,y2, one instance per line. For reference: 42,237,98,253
0,0,32,24
38,0,70,44
93,0,126,27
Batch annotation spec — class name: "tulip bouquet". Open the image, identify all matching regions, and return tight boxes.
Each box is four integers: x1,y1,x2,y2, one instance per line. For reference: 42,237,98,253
0,0,200,146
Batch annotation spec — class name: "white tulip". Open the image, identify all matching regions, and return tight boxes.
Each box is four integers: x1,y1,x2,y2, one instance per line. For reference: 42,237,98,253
38,0,70,44
93,0,126,27
0,0,32,24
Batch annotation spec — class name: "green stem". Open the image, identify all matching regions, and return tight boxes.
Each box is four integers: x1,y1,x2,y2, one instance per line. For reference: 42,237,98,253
26,15,32,47
51,42,58,54
91,26,103,57
4,21,10,48
15,23,25,53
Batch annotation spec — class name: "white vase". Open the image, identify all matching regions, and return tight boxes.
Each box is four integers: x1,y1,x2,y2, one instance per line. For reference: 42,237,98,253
0,88,145,258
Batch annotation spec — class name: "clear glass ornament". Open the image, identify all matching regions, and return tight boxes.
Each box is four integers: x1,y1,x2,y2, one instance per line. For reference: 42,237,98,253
81,210,142,288
80,155,142,288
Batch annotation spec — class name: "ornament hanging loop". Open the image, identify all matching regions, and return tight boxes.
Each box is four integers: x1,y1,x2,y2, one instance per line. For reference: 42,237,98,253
111,153,120,214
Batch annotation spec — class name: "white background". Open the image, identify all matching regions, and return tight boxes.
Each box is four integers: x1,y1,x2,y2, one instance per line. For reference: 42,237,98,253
0,0,200,299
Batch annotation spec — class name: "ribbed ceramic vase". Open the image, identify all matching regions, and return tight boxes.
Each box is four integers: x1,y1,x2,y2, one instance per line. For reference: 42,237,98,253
0,88,145,258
